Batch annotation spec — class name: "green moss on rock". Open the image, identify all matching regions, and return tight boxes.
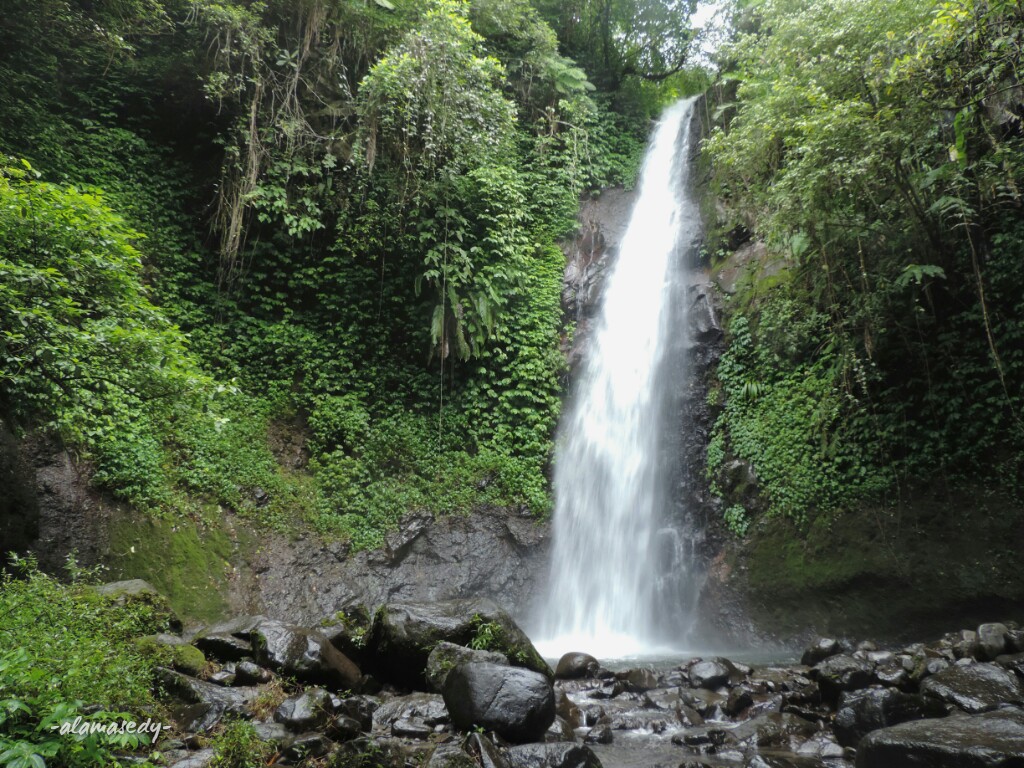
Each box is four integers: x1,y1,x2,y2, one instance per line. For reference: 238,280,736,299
134,635,207,675
109,514,235,622
738,491,1024,639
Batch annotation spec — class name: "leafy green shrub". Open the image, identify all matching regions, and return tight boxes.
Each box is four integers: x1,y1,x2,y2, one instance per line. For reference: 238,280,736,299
709,294,888,525
0,159,203,439
706,0,1024,509
0,556,166,767
723,504,750,537
468,616,503,651
208,720,273,768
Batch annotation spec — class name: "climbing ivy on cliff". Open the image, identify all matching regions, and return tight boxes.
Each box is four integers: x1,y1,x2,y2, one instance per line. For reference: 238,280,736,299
0,0,702,546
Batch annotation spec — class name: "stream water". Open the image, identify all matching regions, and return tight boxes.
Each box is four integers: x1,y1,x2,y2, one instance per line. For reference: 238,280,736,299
533,98,704,661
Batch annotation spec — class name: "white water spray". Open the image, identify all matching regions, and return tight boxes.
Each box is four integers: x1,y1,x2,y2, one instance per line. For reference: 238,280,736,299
534,98,702,660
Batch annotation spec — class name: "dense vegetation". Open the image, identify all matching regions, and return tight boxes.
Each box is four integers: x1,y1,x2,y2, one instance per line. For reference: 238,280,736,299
0,0,702,547
705,0,1024,532
0,557,169,767
2,0,1024,759
0,3,707,761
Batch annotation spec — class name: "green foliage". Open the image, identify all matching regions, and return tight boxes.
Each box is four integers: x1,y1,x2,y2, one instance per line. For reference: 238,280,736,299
534,0,700,91
468,615,503,651
208,720,273,768
707,0,1024,520
0,556,164,767
723,504,750,537
0,160,199,434
0,158,308,522
466,613,536,667
0,0,694,553
359,1,516,181
709,298,888,524
309,408,550,549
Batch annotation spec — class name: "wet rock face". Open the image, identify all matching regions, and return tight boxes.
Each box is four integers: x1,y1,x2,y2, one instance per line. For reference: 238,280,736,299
560,188,639,370
443,663,556,744
919,662,1024,713
235,507,548,627
856,708,1024,768
367,598,550,688
0,429,118,573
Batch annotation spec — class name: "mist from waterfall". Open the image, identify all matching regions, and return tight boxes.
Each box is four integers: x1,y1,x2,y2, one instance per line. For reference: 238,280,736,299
533,97,703,660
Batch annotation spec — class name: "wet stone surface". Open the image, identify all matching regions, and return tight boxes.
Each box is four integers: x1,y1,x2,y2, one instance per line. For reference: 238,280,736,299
141,589,1024,768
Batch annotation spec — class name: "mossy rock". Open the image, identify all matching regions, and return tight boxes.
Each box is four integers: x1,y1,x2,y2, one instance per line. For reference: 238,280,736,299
319,603,373,664
108,514,239,622
134,634,207,676
425,641,508,693
737,490,1024,639
94,579,181,632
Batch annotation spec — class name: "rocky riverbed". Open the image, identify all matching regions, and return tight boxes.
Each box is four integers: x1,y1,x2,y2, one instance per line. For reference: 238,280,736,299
112,579,1024,768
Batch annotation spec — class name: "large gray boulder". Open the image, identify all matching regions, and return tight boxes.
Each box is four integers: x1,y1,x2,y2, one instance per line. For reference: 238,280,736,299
368,598,550,688
505,743,603,768
443,662,555,744
801,637,844,667
834,687,946,747
811,654,874,703
554,652,600,680
975,623,1010,661
920,663,1024,713
426,641,509,692
274,687,334,731
689,658,736,690
154,668,259,732
251,618,362,691
856,708,1024,767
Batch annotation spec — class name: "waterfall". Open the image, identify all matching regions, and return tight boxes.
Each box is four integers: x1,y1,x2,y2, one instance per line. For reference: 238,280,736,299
534,98,702,660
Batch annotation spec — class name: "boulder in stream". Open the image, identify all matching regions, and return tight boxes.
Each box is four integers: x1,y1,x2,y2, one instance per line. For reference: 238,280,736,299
811,654,874,703
555,652,601,680
689,658,736,690
801,637,845,667
443,662,555,743
920,662,1024,713
834,687,945,747
367,598,550,688
856,707,1024,767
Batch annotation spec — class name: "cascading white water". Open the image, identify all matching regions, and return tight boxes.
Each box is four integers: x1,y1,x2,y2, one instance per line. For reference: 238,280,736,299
534,98,702,660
